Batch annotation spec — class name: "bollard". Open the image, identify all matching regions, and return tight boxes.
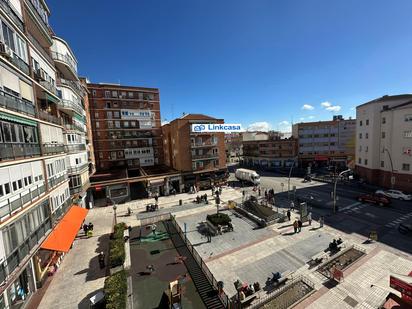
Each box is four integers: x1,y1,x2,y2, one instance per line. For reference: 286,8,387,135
179,199,182,206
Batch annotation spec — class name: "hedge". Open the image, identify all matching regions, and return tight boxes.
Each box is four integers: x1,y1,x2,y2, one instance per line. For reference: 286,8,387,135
104,270,127,309
109,222,127,268
207,213,231,226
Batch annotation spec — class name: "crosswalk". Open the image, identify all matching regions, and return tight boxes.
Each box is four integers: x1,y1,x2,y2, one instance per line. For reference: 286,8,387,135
385,212,412,228
341,202,365,214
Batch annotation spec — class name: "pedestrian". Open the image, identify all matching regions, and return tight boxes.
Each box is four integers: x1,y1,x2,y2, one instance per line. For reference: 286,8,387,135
287,209,291,221
293,220,298,233
258,187,261,196
154,193,159,204
298,219,302,232
290,201,295,211
307,212,312,226
98,252,105,269
319,216,324,228
88,222,94,231
83,223,88,235
219,186,222,195
264,190,268,198
151,223,157,236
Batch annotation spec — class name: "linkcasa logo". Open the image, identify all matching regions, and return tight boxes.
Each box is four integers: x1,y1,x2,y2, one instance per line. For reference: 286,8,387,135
191,123,243,133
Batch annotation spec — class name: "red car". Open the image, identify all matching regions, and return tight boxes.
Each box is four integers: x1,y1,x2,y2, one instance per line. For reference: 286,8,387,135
358,194,391,206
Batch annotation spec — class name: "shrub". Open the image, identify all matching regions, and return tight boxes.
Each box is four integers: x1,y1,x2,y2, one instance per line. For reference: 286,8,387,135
207,213,231,226
109,238,125,268
104,270,127,309
113,222,127,239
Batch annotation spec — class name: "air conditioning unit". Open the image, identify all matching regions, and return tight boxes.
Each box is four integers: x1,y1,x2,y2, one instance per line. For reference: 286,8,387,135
0,42,13,59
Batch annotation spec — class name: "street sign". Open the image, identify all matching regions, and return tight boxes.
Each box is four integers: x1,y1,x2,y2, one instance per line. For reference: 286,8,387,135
300,202,308,220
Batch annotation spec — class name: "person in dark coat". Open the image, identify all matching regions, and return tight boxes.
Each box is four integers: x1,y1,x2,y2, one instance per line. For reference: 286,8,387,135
293,220,298,234
98,252,105,269
287,210,291,221
83,224,88,235
298,220,302,232
88,222,94,231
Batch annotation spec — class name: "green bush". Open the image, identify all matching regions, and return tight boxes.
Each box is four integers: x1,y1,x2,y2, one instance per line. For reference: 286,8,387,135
104,270,127,309
207,213,231,226
109,237,125,268
113,222,127,239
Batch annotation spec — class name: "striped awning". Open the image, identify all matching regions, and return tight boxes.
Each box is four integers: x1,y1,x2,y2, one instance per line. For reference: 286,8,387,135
46,93,60,104
0,112,37,126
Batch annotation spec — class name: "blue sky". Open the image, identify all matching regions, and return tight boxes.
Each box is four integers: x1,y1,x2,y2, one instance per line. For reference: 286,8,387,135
48,0,412,132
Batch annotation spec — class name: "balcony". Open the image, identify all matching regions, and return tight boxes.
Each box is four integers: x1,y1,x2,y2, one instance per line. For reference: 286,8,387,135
41,143,65,155
25,0,52,45
64,144,86,153
37,79,57,95
0,90,35,116
0,0,24,31
27,33,54,65
0,183,46,219
38,110,62,125
67,163,88,174
69,180,90,195
64,123,85,133
47,173,68,189
57,78,84,96
0,143,40,161
58,99,84,117
10,54,30,75
51,51,77,80
191,141,218,148
191,153,219,160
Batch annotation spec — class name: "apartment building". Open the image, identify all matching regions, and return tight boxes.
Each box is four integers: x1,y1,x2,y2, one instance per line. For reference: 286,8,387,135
87,83,167,203
292,116,356,169
162,114,227,191
0,0,90,306
356,95,412,191
242,137,298,169
224,132,243,163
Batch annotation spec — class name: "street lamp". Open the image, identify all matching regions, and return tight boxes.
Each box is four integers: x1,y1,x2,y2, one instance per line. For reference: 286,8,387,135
113,204,117,225
287,158,298,201
333,169,351,213
383,148,395,189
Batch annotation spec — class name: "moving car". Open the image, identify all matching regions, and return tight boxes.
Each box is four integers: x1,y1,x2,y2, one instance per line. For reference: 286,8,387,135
235,168,260,185
375,190,412,201
358,193,391,206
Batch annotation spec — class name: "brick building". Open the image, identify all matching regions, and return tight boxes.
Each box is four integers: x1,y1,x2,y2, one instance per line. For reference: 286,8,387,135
162,114,228,191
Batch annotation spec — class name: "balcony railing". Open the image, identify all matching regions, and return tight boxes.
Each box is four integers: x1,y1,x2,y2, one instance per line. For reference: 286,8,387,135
69,180,90,195
57,78,84,96
0,0,24,31
64,144,86,153
191,141,218,148
26,0,51,38
39,80,57,95
0,183,45,219
27,33,53,65
59,99,84,116
0,90,35,116
47,173,68,189
67,163,88,174
64,123,85,133
10,54,30,75
191,153,219,160
0,143,40,161
51,51,77,76
41,143,65,155
38,110,62,125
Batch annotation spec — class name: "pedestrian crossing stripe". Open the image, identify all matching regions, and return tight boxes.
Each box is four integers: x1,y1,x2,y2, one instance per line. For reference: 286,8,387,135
384,212,412,228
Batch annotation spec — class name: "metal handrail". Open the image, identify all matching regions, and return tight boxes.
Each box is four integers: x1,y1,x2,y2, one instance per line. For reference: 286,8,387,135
0,89,35,116
50,51,77,76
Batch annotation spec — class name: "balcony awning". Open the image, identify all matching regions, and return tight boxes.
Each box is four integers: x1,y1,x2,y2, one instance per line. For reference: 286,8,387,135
41,206,88,252
0,112,37,126
46,93,60,104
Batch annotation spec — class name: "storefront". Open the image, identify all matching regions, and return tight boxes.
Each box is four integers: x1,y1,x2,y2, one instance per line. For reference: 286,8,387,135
183,175,196,192
148,179,165,196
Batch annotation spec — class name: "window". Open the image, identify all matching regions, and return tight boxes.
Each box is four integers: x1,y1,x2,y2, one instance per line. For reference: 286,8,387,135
105,91,110,98
359,133,362,139
364,159,368,165
405,115,412,122
95,122,100,128
381,161,384,168
105,102,111,108
124,121,129,128
402,164,410,171
106,111,113,119
382,117,386,124
404,131,412,138
112,91,117,97
366,146,368,152
382,132,386,139
99,153,103,159
115,121,120,128
359,120,362,126
359,145,362,152
365,133,368,139
114,111,120,118
92,90,97,96
4,183,10,194
94,112,99,118
366,119,369,125
128,92,133,98
2,21,15,52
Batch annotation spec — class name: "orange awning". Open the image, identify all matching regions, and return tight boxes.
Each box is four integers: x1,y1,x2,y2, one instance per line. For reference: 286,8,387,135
41,206,89,252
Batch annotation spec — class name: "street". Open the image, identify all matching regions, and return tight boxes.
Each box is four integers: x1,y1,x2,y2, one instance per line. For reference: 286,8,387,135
228,168,412,254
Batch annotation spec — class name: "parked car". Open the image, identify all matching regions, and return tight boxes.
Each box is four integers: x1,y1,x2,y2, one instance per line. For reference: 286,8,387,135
357,194,391,206
375,190,412,201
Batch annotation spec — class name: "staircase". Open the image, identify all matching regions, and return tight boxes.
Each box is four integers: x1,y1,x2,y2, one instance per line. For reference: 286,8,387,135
165,220,226,309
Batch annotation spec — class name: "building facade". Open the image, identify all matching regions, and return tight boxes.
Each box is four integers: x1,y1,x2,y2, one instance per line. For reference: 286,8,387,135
224,132,243,163
0,0,90,307
162,114,228,191
292,116,356,169
356,95,412,191
242,137,298,169
87,83,169,203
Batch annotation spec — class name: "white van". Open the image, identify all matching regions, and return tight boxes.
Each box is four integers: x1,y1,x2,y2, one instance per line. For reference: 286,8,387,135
235,168,260,185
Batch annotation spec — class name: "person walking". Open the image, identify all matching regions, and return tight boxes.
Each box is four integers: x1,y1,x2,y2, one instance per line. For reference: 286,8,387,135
88,222,94,231
98,252,105,269
258,187,261,196
151,223,157,236
319,216,324,228
287,209,291,221
293,220,298,234
307,212,312,226
290,201,295,211
154,193,159,204
298,219,302,232
83,223,88,235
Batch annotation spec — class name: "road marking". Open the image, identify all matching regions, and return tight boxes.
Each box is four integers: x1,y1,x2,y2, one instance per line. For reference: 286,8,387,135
384,212,412,228
340,202,362,212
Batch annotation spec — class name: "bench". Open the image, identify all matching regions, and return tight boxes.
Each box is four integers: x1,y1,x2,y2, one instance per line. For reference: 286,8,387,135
308,251,326,266
240,293,257,306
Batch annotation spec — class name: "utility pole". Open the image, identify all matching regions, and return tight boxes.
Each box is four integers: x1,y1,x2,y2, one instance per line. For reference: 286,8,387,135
333,169,351,213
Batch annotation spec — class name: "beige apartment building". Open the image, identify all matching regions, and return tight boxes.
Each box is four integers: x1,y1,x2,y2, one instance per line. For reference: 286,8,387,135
356,95,412,191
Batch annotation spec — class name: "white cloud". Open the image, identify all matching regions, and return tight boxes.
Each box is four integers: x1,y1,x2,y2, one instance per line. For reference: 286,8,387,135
302,104,314,110
299,117,305,121
350,107,356,111
321,101,331,108
325,105,341,112
278,120,291,133
247,121,271,132
308,115,315,119
161,120,169,125
278,121,289,126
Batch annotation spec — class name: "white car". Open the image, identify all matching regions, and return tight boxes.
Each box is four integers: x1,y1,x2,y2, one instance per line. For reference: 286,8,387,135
375,189,412,201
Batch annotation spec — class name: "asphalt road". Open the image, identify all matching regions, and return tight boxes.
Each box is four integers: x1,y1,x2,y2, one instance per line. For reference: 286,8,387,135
227,169,412,254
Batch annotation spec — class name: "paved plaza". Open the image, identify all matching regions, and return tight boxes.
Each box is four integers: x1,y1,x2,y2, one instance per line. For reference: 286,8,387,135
34,185,412,308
